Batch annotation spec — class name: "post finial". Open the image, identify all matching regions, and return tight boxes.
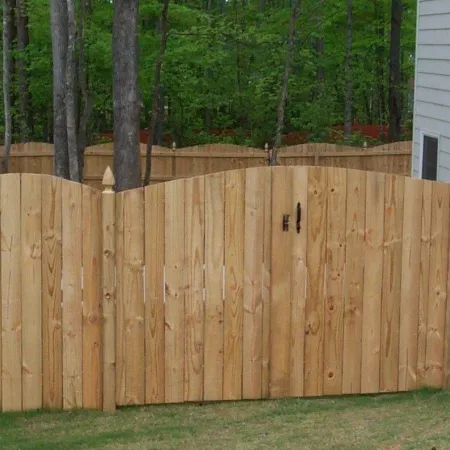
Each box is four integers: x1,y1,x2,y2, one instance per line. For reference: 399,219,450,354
265,142,269,151
172,141,176,150
102,166,115,192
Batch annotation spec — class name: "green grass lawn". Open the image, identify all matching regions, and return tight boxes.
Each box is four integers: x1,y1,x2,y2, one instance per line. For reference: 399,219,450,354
0,388,448,449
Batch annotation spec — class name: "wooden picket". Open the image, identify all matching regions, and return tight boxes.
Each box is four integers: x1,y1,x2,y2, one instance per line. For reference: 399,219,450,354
0,166,449,413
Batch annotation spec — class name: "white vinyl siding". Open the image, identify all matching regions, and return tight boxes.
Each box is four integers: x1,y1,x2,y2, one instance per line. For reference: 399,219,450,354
412,0,450,182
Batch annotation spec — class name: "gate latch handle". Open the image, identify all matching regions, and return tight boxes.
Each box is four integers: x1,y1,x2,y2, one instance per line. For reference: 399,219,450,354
283,214,290,232
296,202,301,233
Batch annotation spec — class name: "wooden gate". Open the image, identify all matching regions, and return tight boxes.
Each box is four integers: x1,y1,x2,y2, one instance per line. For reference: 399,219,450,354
113,166,450,408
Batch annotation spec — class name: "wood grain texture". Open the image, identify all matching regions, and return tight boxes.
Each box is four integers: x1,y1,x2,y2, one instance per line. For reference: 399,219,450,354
184,176,205,402
323,167,346,396
165,180,186,403
304,167,327,397
361,171,385,394
122,188,145,404
290,167,308,397
1,175,22,411
446,213,450,388
145,184,165,404
223,170,245,400
102,182,116,412
82,186,103,409
243,169,265,399
21,175,42,410
398,177,422,391
42,176,63,409
342,170,366,394
342,169,365,394
425,182,449,387
115,193,125,405
417,181,432,386
261,168,272,398
380,174,404,392
204,173,225,401
62,181,83,409
269,167,292,398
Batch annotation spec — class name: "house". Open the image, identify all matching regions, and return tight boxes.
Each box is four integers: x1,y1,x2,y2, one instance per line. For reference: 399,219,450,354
412,0,450,182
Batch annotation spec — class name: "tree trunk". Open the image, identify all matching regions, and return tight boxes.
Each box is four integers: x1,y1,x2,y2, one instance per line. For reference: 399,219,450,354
143,0,170,186
374,0,386,139
270,0,299,165
315,0,324,86
388,0,402,141
113,0,141,191
344,0,352,141
50,0,70,178
2,0,14,173
66,0,80,182
78,0,93,176
155,86,165,145
15,0,33,142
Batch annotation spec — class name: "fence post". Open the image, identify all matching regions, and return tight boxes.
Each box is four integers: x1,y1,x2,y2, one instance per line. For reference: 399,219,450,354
102,166,116,412
172,141,177,179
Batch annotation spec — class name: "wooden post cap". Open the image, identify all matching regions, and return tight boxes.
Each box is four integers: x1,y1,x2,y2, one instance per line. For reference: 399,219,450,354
102,166,115,192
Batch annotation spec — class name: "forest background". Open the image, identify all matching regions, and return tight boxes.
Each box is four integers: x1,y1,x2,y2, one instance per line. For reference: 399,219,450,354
1,0,415,188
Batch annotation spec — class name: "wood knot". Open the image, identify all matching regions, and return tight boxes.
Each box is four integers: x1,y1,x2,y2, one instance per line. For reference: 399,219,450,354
306,311,321,335
88,313,98,324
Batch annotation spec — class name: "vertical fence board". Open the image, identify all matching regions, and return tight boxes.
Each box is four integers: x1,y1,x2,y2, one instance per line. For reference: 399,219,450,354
418,181,432,385
342,170,365,394
123,189,145,404
361,171,385,394
223,170,245,400
1,175,22,411
398,178,422,391
145,184,165,404
204,173,225,401
304,167,327,397
270,167,293,398
115,193,125,405
0,179,2,411
261,169,272,398
324,168,346,396
184,177,205,402
165,181,185,403
290,167,308,397
62,181,83,409
42,176,63,409
82,186,102,409
446,229,450,388
243,169,264,399
380,174,404,392
102,175,116,412
425,182,450,387
21,175,42,410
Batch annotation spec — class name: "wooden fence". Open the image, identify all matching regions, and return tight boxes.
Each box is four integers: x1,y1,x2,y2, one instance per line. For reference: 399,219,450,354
0,174,102,412
3,141,411,189
0,165,449,413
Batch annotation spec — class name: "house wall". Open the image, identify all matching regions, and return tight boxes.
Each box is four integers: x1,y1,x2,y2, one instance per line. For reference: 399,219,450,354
413,0,450,182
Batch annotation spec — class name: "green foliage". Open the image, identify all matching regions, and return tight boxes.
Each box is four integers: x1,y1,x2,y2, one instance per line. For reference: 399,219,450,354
3,0,417,146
